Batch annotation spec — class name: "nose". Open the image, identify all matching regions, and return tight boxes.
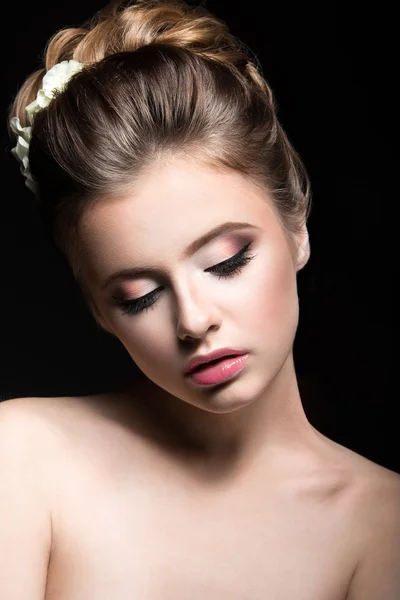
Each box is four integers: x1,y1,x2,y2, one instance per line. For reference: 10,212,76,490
175,280,221,341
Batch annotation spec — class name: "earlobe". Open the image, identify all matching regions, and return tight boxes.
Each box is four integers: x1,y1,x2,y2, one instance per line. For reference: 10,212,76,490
296,229,310,271
87,300,116,336
96,318,112,335
95,315,115,336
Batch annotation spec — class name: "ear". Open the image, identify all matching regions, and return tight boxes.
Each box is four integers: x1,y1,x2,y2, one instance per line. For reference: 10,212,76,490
93,312,117,337
86,297,117,337
295,226,310,272
95,316,116,336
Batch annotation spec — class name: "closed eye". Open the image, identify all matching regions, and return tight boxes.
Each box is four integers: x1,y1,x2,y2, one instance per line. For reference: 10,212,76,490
113,241,256,316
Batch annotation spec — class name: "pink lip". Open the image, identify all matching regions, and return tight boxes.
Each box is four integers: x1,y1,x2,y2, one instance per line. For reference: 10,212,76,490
186,353,250,386
183,347,248,376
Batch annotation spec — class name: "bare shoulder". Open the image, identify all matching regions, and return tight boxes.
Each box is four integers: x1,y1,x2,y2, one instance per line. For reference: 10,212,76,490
344,454,400,598
335,439,400,508
318,432,400,515
0,391,147,470
0,393,117,455
318,435,400,598
348,448,400,546
303,428,400,545
0,391,122,425
0,394,90,431
346,444,400,542
0,397,53,465
0,395,59,439
0,398,56,597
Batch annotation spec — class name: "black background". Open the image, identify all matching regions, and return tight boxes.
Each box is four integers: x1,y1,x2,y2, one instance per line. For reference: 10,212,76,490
1,2,397,472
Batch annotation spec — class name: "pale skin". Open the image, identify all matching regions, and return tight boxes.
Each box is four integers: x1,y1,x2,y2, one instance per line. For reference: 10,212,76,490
1,157,399,599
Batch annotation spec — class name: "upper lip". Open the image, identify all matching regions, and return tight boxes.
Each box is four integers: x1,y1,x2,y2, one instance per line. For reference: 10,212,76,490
183,347,248,375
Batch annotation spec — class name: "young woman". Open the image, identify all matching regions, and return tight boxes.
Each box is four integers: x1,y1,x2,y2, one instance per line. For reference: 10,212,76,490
2,1,399,598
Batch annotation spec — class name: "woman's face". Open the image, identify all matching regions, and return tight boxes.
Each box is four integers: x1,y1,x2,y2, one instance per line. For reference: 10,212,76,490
79,158,308,413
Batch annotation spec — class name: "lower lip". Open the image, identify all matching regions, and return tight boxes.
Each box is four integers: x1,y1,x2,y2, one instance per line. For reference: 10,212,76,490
186,354,249,386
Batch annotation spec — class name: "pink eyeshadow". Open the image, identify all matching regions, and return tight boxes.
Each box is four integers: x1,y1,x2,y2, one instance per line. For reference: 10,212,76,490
113,235,252,298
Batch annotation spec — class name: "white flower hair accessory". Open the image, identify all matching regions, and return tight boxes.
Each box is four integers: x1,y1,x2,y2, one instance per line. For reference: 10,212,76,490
10,59,84,195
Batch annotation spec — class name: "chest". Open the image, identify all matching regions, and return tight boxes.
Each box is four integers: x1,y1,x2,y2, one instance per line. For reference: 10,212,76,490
45,470,354,600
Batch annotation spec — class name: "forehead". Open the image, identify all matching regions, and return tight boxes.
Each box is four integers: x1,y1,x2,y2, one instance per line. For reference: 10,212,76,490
80,159,278,254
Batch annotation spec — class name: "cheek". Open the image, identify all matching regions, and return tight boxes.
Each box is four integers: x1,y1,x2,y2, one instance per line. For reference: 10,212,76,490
243,249,299,340
109,315,175,375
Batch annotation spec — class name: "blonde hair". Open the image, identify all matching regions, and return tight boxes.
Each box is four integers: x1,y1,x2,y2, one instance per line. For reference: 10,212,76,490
9,0,311,321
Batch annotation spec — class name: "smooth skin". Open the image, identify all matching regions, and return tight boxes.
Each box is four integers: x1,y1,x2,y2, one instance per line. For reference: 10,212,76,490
1,157,399,599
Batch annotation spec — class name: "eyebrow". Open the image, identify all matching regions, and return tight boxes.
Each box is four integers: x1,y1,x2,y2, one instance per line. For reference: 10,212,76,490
101,221,259,290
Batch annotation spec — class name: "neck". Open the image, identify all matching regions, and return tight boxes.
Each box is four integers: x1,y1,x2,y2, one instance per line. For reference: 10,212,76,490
122,353,318,483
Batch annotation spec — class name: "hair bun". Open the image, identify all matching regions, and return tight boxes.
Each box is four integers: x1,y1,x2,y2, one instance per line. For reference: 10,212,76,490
52,0,269,94
11,1,272,129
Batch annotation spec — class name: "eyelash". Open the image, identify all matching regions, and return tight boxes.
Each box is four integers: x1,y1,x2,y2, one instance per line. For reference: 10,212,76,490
114,241,255,316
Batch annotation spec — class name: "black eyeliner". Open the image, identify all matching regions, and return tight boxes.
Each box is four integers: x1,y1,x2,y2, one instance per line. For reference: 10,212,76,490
114,240,255,316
